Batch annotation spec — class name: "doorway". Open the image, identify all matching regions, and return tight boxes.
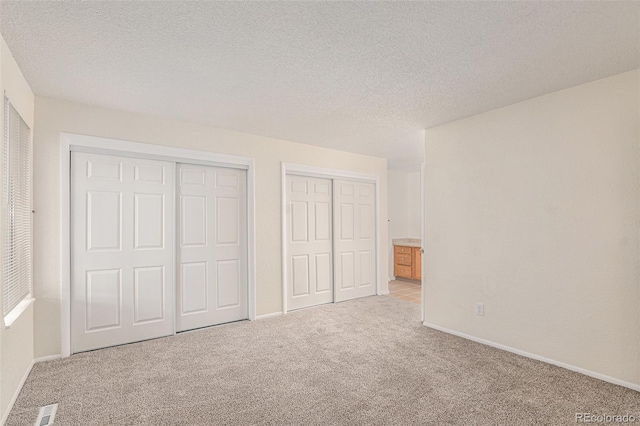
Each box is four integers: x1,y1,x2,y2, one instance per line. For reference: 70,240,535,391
386,163,425,321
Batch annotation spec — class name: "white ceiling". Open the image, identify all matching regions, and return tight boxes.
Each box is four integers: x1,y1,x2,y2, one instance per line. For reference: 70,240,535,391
1,2,638,171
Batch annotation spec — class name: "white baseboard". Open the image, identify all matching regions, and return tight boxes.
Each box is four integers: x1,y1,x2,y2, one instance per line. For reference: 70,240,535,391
255,311,283,320
378,290,390,295
35,354,61,363
424,322,640,392
0,359,34,425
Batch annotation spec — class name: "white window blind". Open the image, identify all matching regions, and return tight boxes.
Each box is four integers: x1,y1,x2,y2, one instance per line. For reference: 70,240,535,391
2,95,32,316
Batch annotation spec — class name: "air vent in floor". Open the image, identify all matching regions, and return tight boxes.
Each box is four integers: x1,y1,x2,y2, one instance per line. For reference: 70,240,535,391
34,403,57,426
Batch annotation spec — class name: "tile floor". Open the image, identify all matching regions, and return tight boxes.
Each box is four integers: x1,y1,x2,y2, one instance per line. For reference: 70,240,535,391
388,279,421,304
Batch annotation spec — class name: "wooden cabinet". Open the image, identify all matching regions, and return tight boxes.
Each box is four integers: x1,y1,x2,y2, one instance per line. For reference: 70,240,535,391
394,262,412,279
412,247,421,280
393,245,421,281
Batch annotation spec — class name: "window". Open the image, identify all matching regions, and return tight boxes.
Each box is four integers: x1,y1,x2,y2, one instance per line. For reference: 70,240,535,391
2,95,32,320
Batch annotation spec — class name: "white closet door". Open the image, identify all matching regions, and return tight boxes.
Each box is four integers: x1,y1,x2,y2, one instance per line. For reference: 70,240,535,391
177,164,247,332
71,152,175,353
333,180,376,302
286,176,333,311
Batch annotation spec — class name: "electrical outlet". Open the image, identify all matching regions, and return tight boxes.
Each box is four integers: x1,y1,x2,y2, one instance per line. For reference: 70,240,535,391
475,303,484,316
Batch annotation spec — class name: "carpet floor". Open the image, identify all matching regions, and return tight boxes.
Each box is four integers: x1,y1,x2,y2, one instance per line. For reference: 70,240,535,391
6,296,639,425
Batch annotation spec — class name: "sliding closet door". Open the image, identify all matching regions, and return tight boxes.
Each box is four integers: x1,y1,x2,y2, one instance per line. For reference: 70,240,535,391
177,164,248,332
71,152,175,353
286,175,333,311
333,180,376,302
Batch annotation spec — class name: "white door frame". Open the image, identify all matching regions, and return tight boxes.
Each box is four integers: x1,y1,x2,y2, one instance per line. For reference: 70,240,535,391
420,162,425,322
281,162,381,315
60,133,256,357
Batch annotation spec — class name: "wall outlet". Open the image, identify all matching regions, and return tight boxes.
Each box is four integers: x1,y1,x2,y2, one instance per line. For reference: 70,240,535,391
475,303,484,316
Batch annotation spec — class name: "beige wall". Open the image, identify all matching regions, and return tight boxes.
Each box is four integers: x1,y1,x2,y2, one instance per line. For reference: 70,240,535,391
388,171,409,279
33,96,388,358
0,36,35,423
406,171,421,239
424,69,640,386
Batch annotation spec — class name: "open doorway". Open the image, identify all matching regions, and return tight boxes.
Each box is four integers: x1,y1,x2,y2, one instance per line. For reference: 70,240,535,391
387,164,424,319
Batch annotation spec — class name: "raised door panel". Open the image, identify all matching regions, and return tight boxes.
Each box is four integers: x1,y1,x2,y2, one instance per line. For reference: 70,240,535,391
217,260,241,308
134,164,165,184
85,269,121,331
315,253,332,293
134,194,165,249
87,157,122,181
180,168,206,186
181,262,208,314
133,266,165,324
359,251,372,288
71,152,175,353
216,197,240,245
314,181,330,195
181,196,207,247
314,202,331,241
340,204,354,240
216,170,240,189
290,179,308,194
358,204,373,240
291,201,309,242
340,183,354,197
86,191,121,251
292,255,310,297
339,252,355,290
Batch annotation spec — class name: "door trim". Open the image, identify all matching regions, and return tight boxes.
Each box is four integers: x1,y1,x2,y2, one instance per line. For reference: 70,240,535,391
60,133,256,357
420,162,425,322
281,162,381,315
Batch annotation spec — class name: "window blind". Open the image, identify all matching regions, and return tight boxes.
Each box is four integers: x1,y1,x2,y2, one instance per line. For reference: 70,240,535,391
2,95,32,316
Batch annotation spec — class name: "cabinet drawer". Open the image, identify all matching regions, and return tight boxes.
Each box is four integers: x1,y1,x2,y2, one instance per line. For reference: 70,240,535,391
395,253,412,266
394,245,412,255
394,263,412,279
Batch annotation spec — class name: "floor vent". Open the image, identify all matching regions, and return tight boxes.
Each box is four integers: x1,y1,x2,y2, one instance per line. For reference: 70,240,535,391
34,403,57,426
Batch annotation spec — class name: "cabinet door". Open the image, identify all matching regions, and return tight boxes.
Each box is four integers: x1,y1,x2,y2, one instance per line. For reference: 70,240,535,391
395,245,411,256
395,248,412,266
412,247,422,280
394,263,412,279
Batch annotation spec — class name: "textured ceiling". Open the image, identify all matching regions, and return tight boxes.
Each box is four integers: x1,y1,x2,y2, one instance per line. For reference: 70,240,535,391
1,2,639,171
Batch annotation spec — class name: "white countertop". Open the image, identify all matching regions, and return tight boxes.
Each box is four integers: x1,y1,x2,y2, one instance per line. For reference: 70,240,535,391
393,238,421,248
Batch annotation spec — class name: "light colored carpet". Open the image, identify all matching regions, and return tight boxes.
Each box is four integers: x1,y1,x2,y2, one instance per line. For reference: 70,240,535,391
6,296,639,425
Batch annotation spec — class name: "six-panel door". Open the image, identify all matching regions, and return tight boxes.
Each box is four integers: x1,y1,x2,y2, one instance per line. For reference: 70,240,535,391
286,176,334,310
333,180,376,302
176,164,248,331
71,152,175,353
